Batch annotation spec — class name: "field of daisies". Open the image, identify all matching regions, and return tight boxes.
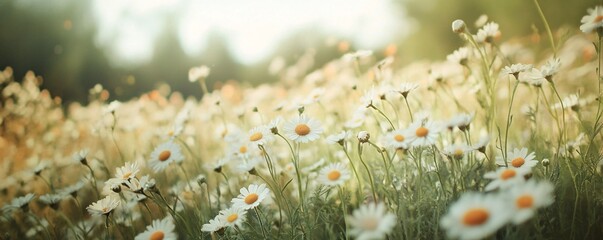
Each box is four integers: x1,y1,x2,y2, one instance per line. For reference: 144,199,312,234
3,4,603,240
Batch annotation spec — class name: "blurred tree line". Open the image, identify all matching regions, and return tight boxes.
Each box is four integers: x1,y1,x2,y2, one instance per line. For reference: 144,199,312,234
0,0,596,104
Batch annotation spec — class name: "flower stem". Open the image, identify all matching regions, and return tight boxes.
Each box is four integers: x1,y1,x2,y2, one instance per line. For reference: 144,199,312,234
533,0,557,57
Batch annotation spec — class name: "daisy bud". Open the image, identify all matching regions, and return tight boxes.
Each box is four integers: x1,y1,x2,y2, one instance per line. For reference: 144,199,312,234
357,131,370,143
213,165,223,173
110,184,121,193
542,158,550,167
452,19,466,33
298,106,305,115
196,175,207,185
144,181,156,191
270,126,279,135
248,167,258,176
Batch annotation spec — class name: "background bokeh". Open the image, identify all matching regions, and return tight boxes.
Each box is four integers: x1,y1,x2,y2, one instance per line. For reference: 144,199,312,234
0,0,596,104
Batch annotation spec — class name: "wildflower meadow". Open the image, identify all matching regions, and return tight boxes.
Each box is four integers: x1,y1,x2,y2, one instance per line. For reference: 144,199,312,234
2,2,603,240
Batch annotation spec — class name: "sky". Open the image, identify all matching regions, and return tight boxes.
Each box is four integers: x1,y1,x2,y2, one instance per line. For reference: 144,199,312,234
85,0,409,66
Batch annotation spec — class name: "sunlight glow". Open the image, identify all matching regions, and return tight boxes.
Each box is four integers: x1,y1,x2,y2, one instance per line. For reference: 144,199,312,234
91,0,410,66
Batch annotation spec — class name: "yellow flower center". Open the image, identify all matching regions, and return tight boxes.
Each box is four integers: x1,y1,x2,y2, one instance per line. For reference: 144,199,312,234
122,172,132,179
595,15,603,23
239,146,247,154
453,149,464,158
295,124,311,136
462,208,489,226
511,157,525,168
149,231,165,240
394,134,404,142
249,132,263,142
226,214,238,223
327,170,341,181
361,217,379,230
101,207,109,213
500,169,516,180
415,127,429,137
244,193,259,205
159,150,171,161
516,195,534,209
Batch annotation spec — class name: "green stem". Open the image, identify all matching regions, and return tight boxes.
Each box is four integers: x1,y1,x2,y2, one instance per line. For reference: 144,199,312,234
370,105,396,130
503,81,520,165
533,0,557,57
357,142,378,201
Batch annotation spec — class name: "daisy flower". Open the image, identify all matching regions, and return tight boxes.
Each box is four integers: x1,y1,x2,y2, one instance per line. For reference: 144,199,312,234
397,82,419,98
138,175,157,192
218,207,247,228
231,184,270,210
87,195,120,216
447,113,474,131
124,177,144,194
382,129,410,150
347,203,397,240
484,167,530,191
318,162,351,186
114,161,140,183
188,65,210,82
507,180,555,224
496,148,538,170
247,125,273,146
267,116,283,134
202,216,226,233
360,88,379,108
476,22,500,43
283,115,323,143
72,148,89,165
148,141,185,173
580,6,603,33
519,68,546,85
540,58,561,81
8,193,36,211
39,193,65,210
135,217,178,240
447,47,470,66
444,143,472,160
405,120,442,147
59,180,86,197
441,192,511,240
472,135,490,154
326,131,349,145
501,63,532,79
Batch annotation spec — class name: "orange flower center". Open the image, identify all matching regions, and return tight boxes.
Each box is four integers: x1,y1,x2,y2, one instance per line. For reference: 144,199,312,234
244,193,259,205
327,170,341,181
159,150,171,161
595,15,603,23
415,127,429,137
226,214,238,223
394,134,404,142
122,172,132,179
249,132,263,142
462,208,489,226
500,169,516,180
511,157,525,168
361,217,379,230
239,146,247,154
516,195,534,209
295,124,311,136
150,231,165,240
102,207,109,213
